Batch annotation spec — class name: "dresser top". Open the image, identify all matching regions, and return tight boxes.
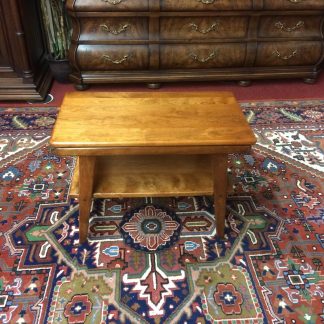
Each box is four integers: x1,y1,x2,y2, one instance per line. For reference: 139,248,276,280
67,0,324,12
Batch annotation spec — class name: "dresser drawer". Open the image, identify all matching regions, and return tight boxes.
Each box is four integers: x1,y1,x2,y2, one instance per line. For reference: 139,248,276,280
258,16,323,38
161,0,253,11
71,0,149,11
160,17,248,40
76,45,149,70
79,18,149,42
255,41,323,66
263,0,324,10
160,44,246,69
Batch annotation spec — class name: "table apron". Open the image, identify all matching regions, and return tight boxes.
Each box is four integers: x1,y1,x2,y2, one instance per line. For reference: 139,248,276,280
53,145,252,156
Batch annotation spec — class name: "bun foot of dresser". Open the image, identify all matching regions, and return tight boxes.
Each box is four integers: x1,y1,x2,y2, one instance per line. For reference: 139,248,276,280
74,83,90,91
238,80,252,87
303,77,317,85
147,83,161,89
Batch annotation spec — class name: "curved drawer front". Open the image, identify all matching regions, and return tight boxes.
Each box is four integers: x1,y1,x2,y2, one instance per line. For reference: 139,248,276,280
161,0,253,11
76,45,149,70
263,0,324,10
160,17,248,40
255,41,323,66
79,18,149,41
259,16,323,38
72,0,148,11
160,44,246,69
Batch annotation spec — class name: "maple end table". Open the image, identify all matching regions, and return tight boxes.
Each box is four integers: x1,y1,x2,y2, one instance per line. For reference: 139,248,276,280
50,92,256,244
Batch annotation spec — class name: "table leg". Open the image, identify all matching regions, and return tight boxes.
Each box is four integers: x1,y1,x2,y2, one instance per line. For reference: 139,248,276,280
212,154,228,238
78,156,96,244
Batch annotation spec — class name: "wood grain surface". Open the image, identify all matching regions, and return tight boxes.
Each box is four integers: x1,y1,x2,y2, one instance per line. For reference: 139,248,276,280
70,155,214,198
66,0,324,87
50,91,256,150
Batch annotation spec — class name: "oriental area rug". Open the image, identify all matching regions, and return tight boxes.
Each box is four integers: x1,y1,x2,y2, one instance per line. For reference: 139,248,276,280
0,100,323,324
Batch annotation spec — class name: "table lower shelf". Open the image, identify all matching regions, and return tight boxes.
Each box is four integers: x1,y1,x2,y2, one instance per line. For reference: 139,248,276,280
70,155,214,198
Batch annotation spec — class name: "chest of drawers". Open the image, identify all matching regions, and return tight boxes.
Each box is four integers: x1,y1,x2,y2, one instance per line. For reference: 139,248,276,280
66,0,324,89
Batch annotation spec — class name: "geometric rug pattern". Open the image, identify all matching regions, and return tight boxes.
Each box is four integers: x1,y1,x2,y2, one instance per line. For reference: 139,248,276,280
0,101,323,323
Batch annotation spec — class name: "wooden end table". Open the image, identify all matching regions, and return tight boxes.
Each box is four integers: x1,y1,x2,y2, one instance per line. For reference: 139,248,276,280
50,92,256,244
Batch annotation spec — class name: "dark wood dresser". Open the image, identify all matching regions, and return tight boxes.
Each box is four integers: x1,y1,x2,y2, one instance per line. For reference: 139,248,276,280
0,0,52,100
67,0,324,89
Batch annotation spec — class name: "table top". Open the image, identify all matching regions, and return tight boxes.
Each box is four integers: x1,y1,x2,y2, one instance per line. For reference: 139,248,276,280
50,91,256,151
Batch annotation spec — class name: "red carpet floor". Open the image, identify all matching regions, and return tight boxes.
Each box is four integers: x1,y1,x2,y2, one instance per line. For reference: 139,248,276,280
0,72,323,107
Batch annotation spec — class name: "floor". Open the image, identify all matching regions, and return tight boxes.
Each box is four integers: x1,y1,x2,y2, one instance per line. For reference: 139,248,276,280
50,73,324,105
0,72,323,107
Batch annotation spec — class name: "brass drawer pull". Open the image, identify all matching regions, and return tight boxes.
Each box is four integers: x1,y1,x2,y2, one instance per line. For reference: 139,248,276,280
274,21,304,32
196,0,216,4
288,0,304,3
189,50,217,63
189,22,219,34
100,23,130,35
101,0,124,4
273,49,298,60
102,54,130,64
